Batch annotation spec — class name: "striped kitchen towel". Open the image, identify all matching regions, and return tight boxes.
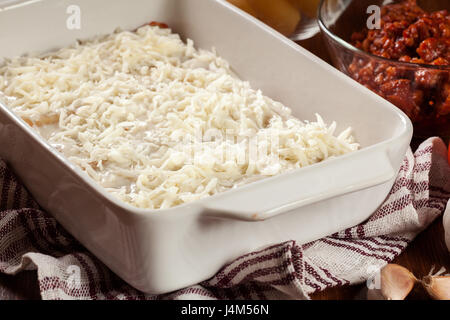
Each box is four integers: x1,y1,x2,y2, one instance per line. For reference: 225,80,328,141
0,137,449,300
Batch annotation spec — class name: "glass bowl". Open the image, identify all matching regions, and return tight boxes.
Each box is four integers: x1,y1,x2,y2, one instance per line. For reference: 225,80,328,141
318,0,450,143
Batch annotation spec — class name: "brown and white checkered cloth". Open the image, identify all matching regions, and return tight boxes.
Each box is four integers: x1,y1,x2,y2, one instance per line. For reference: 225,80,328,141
0,137,449,300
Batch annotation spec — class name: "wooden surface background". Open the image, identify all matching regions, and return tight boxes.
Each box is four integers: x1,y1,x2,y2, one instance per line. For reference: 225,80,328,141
0,32,449,301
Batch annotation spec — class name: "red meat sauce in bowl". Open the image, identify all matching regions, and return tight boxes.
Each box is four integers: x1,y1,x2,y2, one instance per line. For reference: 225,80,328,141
319,0,450,143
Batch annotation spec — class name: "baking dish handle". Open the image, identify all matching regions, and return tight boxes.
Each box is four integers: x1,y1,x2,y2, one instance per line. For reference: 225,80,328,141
201,149,396,221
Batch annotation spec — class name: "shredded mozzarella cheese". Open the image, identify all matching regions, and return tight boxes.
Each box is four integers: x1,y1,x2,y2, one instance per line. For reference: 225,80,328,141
0,25,359,210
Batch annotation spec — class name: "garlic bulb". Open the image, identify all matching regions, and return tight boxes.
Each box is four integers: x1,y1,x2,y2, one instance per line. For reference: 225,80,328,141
422,276,450,300
380,264,417,300
445,200,450,253
367,264,418,300
420,266,450,300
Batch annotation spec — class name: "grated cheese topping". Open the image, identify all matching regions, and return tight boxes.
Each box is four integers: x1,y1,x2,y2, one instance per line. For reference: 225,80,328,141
0,25,359,210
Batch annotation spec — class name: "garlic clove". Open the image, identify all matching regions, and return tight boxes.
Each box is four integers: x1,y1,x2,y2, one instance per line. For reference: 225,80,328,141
380,264,417,300
444,200,450,253
422,276,450,300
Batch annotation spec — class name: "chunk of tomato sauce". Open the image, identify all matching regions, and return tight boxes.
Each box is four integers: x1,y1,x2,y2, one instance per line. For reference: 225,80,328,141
148,21,169,29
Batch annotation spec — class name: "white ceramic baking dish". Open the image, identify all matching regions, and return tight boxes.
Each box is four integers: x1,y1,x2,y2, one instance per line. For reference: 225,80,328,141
0,0,412,294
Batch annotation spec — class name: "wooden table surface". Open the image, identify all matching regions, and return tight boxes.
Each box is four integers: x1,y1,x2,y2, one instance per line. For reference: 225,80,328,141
0,33,449,301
